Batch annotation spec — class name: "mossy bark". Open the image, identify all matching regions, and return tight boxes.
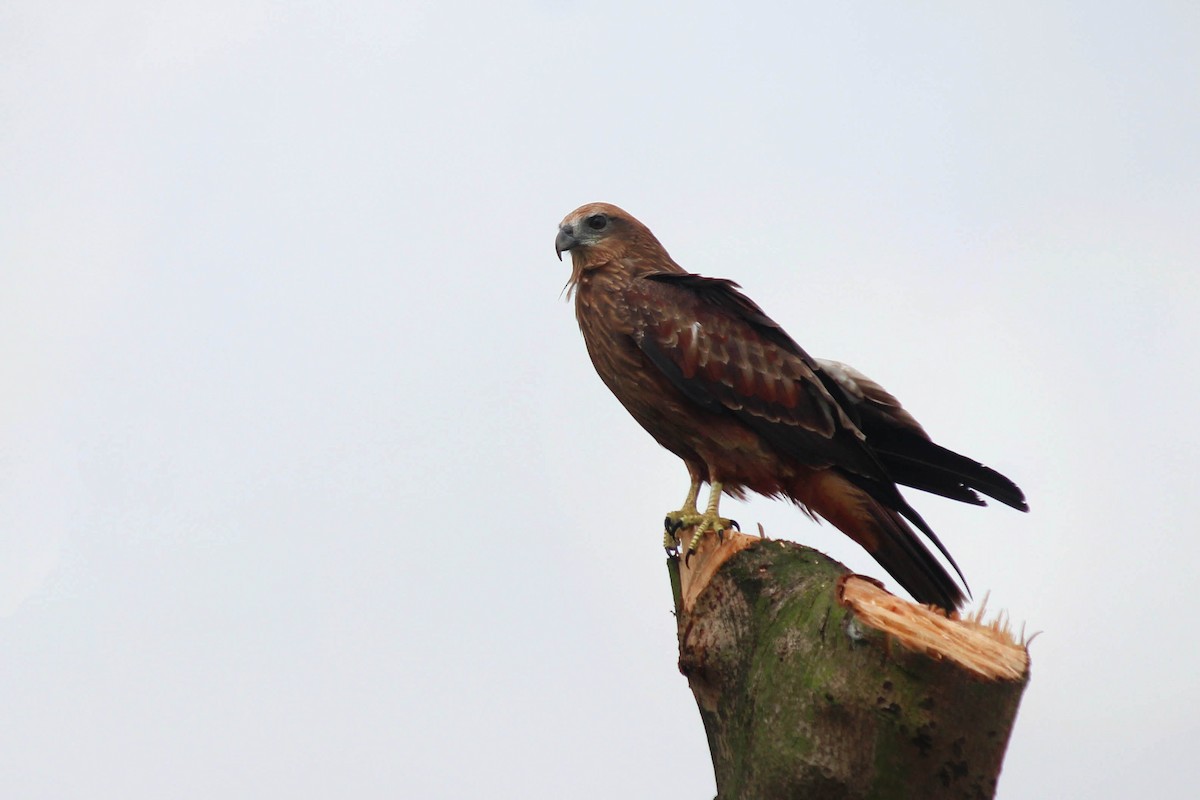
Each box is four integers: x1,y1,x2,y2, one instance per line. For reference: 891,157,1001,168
668,537,1028,800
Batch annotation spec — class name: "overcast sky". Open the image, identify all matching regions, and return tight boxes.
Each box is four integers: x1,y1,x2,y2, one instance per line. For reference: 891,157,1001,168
3,2,1198,797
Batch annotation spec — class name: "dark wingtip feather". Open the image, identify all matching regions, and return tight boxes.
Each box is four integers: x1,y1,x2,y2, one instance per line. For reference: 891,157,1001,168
875,437,1028,513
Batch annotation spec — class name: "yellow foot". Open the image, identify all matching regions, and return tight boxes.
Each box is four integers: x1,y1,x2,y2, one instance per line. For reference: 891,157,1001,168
663,510,739,560
663,509,702,552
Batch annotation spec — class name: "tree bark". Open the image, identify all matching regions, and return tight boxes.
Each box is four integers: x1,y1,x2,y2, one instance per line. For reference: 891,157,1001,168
669,532,1029,800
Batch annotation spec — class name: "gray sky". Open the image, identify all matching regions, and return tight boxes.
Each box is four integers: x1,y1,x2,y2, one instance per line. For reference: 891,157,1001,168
3,2,1197,797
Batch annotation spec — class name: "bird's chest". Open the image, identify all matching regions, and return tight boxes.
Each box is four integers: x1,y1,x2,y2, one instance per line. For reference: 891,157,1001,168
574,278,644,394
573,277,706,451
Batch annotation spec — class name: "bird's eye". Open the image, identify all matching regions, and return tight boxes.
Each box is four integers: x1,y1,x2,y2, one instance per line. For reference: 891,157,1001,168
585,214,608,231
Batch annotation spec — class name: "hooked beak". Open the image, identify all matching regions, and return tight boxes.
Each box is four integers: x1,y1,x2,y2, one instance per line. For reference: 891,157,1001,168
555,228,577,261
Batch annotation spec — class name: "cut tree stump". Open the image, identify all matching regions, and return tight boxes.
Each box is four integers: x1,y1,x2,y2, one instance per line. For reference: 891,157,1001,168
668,530,1030,800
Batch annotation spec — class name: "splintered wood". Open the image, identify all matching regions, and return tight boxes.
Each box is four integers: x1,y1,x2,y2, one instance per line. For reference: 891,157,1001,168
839,575,1030,682
675,530,759,613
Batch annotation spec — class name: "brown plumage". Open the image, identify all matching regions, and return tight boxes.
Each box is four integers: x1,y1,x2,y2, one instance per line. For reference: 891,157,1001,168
556,202,1027,610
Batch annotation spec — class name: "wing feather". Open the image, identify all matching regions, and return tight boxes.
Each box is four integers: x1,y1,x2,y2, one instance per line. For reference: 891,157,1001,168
816,359,1028,511
629,273,875,476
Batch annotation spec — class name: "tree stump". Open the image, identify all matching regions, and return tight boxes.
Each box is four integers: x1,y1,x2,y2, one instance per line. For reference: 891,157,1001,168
668,531,1029,799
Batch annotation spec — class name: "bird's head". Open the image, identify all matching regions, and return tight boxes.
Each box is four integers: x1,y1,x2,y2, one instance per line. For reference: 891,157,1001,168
555,203,682,298
556,202,632,263
555,202,664,270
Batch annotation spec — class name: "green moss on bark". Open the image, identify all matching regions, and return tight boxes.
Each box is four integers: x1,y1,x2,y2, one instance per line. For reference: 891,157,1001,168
669,539,1027,800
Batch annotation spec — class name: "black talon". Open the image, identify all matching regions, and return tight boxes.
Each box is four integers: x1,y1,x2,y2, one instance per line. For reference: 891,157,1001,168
730,519,740,531
684,548,694,568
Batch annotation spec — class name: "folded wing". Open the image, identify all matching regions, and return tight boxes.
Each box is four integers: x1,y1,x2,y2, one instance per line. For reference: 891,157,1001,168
627,272,976,601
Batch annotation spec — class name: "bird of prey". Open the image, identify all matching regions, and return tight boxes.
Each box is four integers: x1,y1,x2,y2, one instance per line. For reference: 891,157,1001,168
555,202,1027,611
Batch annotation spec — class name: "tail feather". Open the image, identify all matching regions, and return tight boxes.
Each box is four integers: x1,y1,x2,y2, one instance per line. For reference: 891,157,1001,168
840,471,969,591
796,471,966,610
864,501,966,611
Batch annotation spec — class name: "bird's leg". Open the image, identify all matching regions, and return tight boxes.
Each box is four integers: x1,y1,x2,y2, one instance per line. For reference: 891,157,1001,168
663,476,703,552
683,481,740,562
